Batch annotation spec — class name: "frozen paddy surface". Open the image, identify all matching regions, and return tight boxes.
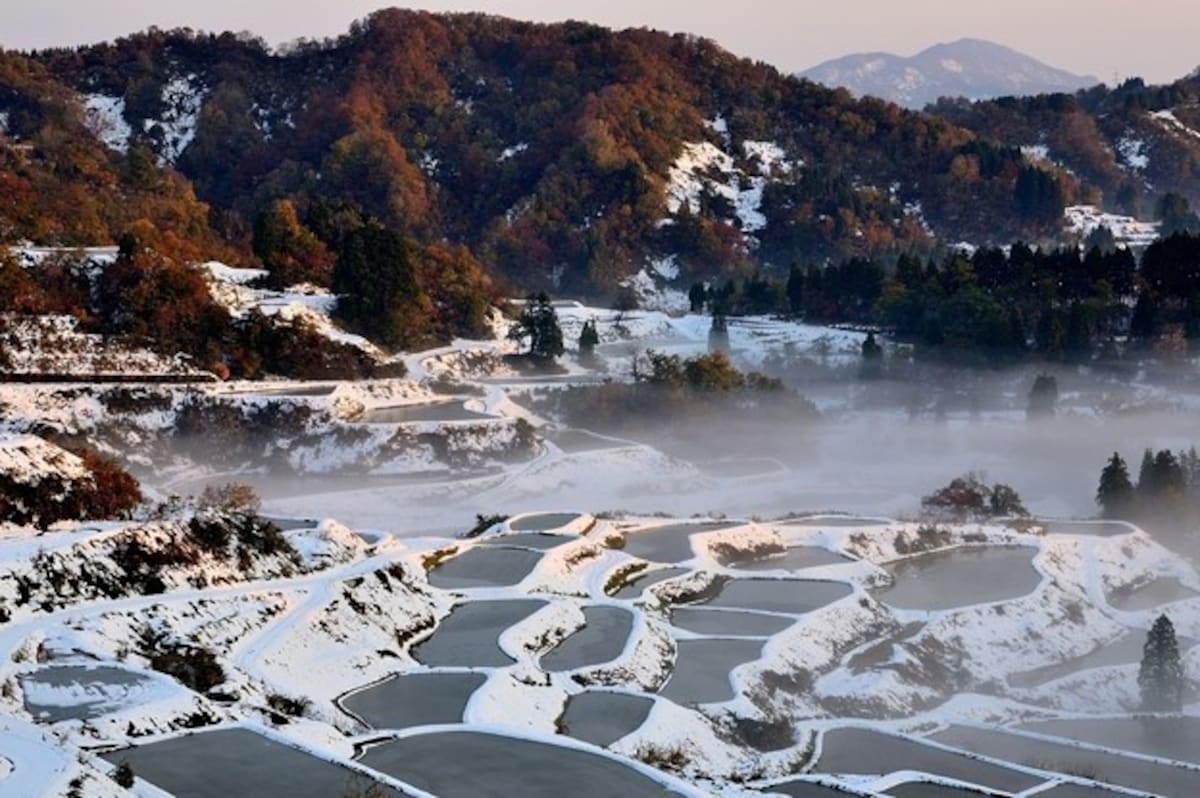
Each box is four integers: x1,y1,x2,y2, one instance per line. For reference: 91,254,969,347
341,672,488,730
876,546,1041,610
559,692,656,747
932,725,1200,796
540,606,634,672
103,728,406,797
20,665,158,723
426,546,542,589
413,600,547,667
358,730,685,797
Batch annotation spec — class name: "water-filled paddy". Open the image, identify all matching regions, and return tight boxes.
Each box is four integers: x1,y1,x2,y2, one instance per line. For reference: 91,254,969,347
669,608,795,637
700,579,853,615
102,728,404,798
697,458,785,478
1033,784,1131,797
932,725,1200,796
1107,577,1198,611
612,568,690,599
622,523,741,563
784,516,890,528
730,547,852,572
540,606,633,672
876,547,1040,611
413,600,546,667
1037,520,1133,538
479,533,571,550
885,782,995,797
341,672,487,729
549,430,627,453
510,513,584,532
813,729,1042,794
1007,632,1195,688
659,638,763,705
358,730,683,797
360,402,494,423
559,692,655,747
427,547,542,589
767,780,868,797
1018,716,1200,765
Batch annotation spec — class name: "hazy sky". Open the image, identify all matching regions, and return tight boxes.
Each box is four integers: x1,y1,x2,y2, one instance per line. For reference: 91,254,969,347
3,1,1197,84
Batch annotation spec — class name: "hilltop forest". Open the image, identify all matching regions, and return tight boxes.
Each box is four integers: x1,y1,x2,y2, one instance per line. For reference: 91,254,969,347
1,9,1200,365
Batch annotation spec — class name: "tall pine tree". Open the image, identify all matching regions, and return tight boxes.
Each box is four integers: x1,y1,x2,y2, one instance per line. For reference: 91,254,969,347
509,293,564,361
578,319,600,362
1096,452,1134,518
1139,614,1184,712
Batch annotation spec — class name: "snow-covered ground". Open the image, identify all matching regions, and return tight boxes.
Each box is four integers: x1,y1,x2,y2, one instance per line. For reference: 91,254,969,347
200,262,384,358
662,137,798,236
1064,205,1161,249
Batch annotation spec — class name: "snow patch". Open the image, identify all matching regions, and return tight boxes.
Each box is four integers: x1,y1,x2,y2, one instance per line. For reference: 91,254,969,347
150,74,204,163
1021,144,1051,163
201,262,383,358
664,142,770,233
619,269,690,315
498,143,528,162
1117,136,1150,171
1151,109,1200,141
82,95,131,153
1064,205,1160,249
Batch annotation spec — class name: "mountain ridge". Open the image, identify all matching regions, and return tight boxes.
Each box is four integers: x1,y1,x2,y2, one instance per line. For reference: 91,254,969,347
803,37,1100,109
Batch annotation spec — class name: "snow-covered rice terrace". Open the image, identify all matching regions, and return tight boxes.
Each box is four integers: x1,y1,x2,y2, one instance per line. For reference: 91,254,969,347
2,262,1200,797
1,509,1198,797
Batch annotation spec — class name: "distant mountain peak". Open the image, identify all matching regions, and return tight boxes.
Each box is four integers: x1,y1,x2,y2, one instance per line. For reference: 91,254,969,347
802,38,1099,108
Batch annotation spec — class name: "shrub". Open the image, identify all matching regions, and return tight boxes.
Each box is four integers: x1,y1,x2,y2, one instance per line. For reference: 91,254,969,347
113,761,135,788
266,692,312,719
198,483,262,514
147,642,226,693
921,472,1027,520
463,513,509,538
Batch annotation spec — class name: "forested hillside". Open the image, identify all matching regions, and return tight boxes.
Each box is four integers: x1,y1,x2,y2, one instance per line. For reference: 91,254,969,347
9,11,1142,291
933,73,1200,219
2,9,1199,365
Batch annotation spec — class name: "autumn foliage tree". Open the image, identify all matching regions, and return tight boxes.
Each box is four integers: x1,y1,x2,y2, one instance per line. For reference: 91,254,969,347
252,200,334,288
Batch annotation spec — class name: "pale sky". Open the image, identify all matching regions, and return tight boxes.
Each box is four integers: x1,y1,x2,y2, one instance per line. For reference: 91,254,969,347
2,0,1197,85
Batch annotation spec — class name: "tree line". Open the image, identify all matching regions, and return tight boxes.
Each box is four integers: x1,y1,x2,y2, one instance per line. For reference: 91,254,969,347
690,226,1200,363
1096,447,1200,521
